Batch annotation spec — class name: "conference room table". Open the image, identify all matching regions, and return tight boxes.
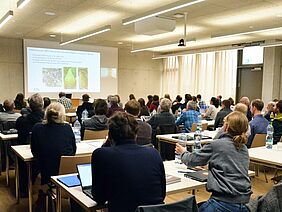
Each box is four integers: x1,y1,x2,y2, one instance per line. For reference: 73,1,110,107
65,112,77,123
156,130,217,151
51,160,255,212
11,139,104,212
248,145,282,167
51,160,207,212
0,132,18,186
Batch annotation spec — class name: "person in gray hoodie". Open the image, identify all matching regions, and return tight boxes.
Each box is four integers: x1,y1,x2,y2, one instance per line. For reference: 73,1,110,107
81,99,108,139
176,111,252,212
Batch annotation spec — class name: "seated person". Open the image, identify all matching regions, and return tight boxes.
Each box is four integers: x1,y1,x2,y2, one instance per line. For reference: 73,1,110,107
0,99,21,123
107,95,124,117
171,95,182,114
264,101,275,122
31,102,76,185
197,94,207,111
57,92,72,109
76,94,94,122
247,99,269,148
16,93,44,196
125,100,152,145
138,98,150,117
14,93,27,110
176,111,251,212
175,101,200,132
214,99,232,129
81,99,108,139
149,95,159,113
202,97,219,120
240,96,252,121
43,97,51,110
273,100,282,144
92,112,166,212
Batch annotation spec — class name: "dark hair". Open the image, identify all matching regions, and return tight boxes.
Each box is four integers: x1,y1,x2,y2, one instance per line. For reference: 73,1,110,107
3,100,14,111
228,97,235,106
82,94,90,102
147,95,153,100
43,97,51,109
115,95,121,103
176,95,182,102
94,99,108,115
196,94,201,99
185,94,192,102
138,98,146,107
129,94,136,100
108,112,138,145
251,99,264,111
153,95,159,102
210,97,219,108
15,93,24,102
59,92,66,98
222,99,231,108
192,96,197,102
276,100,282,113
125,100,140,116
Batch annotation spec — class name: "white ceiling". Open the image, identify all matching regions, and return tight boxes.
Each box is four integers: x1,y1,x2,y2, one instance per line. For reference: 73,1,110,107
1,0,282,53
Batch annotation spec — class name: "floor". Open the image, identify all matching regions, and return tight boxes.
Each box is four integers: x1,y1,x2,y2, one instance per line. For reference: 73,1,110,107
0,167,278,212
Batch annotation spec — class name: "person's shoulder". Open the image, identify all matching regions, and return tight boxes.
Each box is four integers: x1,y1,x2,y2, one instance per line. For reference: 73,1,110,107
32,122,44,131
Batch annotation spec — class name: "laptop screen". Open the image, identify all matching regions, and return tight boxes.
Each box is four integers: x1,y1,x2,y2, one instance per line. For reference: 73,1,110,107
77,163,92,188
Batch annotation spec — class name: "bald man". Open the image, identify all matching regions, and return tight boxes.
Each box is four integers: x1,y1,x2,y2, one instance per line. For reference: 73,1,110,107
240,96,252,121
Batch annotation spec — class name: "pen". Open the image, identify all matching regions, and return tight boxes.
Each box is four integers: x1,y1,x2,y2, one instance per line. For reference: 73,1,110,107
178,170,191,173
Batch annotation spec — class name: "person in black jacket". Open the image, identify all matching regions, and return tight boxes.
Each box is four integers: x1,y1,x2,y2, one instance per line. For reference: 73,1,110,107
273,100,282,144
31,102,76,184
16,93,44,196
214,99,232,129
76,94,94,122
92,112,166,212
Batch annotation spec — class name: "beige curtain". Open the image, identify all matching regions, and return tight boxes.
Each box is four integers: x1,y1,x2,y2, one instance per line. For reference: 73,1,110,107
161,50,237,102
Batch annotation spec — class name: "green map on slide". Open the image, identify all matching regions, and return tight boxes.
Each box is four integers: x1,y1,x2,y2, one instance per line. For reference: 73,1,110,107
64,67,76,89
79,68,88,89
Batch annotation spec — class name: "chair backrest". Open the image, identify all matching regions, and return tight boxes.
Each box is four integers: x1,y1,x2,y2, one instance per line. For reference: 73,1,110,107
251,134,266,148
0,121,16,131
191,123,208,132
83,129,109,140
135,196,198,212
156,124,177,135
59,155,91,175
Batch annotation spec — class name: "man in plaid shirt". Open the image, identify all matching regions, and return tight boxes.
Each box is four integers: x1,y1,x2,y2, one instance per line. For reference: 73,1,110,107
197,94,207,111
175,101,200,132
57,92,72,109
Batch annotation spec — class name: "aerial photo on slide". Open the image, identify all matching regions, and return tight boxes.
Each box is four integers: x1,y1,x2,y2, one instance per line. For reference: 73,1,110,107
78,68,88,89
42,68,62,87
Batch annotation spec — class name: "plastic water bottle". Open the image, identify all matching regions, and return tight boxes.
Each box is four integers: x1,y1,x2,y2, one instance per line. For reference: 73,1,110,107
81,109,88,120
194,115,202,151
266,123,274,149
73,116,81,143
175,133,187,164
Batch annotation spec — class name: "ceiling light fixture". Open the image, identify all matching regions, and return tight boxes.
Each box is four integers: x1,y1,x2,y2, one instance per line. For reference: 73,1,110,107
45,11,56,16
60,25,111,46
122,0,205,25
17,0,31,9
212,26,282,39
131,39,196,53
0,11,13,29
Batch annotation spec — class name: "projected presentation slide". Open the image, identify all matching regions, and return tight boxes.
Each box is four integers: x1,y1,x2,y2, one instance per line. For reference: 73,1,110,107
27,47,100,93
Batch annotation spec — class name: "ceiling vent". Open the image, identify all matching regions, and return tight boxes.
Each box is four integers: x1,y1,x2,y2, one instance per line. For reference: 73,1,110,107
134,16,176,36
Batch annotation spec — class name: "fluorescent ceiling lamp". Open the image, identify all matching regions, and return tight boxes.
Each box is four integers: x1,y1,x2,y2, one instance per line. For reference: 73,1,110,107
212,26,282,39
60,25,111,46
0,10,13,29
131,39,196,53
260,41,282,48
17,0,31,9
122,0,205,25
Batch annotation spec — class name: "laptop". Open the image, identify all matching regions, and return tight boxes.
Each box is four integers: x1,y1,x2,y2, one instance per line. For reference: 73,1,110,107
77,163,93,199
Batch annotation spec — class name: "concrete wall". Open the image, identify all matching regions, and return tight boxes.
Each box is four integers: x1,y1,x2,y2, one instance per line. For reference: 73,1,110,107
0,37,24,102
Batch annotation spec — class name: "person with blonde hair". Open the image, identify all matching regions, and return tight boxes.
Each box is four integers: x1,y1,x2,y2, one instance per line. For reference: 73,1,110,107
31,102,76,185
176,111,251,212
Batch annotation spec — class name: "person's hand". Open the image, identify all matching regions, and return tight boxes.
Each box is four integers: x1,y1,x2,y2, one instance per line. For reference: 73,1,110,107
175,143,186,155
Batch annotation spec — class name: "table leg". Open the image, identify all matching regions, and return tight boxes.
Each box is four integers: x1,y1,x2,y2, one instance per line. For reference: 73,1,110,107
27,162,33,212
5,142,9,186
15,156,19,203
56,186,62,212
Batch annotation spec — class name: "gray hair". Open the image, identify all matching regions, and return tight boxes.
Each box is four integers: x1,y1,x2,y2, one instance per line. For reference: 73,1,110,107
160,98,172,112
29,93,43,111
187,101,197,110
